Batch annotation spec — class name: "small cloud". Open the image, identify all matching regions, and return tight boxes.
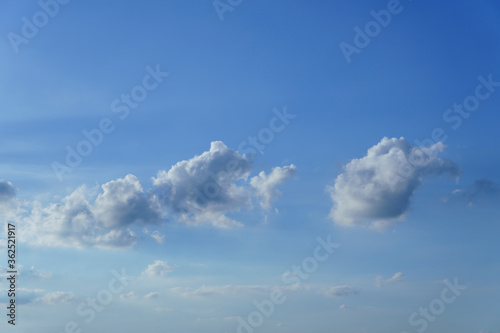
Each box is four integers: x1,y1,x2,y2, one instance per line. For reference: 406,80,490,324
28,266,52,279
250,164,297,210
0,265,52,279
323,285,359,298
153,307,173,313
144,292,160,299
120,291,137,300
0,288,44,305
172,285,268,298
375,272,405,288
35,291,75,304
451,179,500,206
142,260,177,277
150,230,165,244
339,304,351,310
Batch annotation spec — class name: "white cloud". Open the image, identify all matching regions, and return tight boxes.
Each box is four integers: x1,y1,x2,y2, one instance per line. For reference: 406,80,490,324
9,141,296,249
18,185,138,249
18,186,97,248
120,291,137,300
142,260,177,277
150,230,165,244
171,284,268,298
0,265,51,279
250,165,297,209
323,285,359,298
32,268,52,279
15,176,159,249
144,292,160,299
0,288,43,304
94,229,137,249
328,137,459,229
35,291,75,304
375,272,405,288
92,174,163,229
153,141,253,228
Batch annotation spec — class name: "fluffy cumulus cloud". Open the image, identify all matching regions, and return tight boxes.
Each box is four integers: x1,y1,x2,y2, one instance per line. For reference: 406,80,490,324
19,186,98,248
8,141,296,249
92,174,162,229
328,137,460,229
153,141,296,227
18,183,141,249
250,165,297,209
142,260,177,277
153,141,252,227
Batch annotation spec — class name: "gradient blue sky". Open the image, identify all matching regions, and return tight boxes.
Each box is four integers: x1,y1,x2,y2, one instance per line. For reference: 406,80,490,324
0,1,499,332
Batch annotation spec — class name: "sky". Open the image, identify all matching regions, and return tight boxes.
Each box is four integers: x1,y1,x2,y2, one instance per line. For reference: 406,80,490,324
0,0,499,332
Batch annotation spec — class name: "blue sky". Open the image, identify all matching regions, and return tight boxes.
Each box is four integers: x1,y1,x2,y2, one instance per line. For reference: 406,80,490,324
0,1,499,332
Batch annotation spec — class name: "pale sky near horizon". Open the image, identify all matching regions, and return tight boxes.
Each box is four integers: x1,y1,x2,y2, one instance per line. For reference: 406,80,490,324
0,1,499,332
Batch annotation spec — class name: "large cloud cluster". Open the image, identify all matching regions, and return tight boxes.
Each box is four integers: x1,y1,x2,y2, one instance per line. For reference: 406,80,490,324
12,141,295,249
328,137,459,229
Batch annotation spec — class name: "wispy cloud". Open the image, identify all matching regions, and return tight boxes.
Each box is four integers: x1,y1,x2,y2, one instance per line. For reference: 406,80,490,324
34,291,75,305
375,272,405,288
323,285,359,298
